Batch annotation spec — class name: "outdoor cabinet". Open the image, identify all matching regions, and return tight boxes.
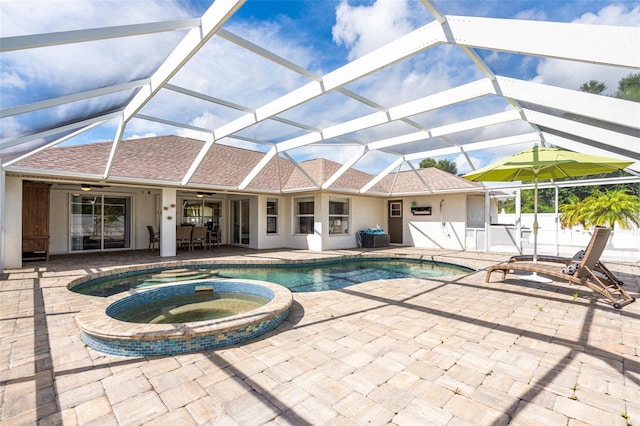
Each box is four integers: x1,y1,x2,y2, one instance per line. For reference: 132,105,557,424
22,181,51,261
362,233,390,248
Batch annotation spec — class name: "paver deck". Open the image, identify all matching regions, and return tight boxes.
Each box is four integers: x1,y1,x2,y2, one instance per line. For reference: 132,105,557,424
1,247,639,425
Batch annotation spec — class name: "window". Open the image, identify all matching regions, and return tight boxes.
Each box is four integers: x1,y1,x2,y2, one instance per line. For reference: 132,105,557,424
70,194,131,251
390,202,402,217
230,199,250,245
182,199,221,227
295,197,314,234
329,197,350,235
266,198,278,234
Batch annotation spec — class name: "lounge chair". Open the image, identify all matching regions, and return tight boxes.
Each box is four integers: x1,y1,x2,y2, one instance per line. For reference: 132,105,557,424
486,227,635,309
508,248,624,287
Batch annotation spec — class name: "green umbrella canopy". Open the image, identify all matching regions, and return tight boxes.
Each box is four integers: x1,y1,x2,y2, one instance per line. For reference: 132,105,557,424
463,146,632,182
462,145,632,273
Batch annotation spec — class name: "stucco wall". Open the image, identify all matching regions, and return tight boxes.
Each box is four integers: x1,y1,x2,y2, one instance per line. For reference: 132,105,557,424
323,194,385,250
256,195,289,250
405,194,467,250
3,177,481,266
47,187,161,254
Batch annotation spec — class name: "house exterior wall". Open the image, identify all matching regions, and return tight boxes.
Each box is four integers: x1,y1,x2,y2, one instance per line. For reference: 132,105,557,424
2,178,476,269
256,194,289,250
47,187,161,254
287,194,317,250
404,194,467,250
323,194,385,250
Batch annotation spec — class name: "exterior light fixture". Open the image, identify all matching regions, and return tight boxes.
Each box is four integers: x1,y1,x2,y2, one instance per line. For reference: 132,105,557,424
196,192,204,198
81,184,91,191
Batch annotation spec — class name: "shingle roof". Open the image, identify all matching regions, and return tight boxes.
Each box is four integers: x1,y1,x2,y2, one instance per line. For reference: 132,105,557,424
11,136,482,194
379,167,481,194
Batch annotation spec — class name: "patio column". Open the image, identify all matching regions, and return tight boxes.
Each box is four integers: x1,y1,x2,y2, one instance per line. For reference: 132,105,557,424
0,167,4,273
516,188,522,254
554,186,559,256
484,190,490,252
160,188,177,257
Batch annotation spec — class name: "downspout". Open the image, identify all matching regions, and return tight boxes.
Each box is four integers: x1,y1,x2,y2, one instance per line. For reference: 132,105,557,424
516,188,522,255
554,185,559,256
484,190,490,252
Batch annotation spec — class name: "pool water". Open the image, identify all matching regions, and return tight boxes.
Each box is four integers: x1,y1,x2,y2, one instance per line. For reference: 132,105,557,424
111,291,269,324
72,258,473,297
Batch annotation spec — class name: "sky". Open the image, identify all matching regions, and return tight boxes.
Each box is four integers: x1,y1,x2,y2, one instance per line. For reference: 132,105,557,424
1,0,639,175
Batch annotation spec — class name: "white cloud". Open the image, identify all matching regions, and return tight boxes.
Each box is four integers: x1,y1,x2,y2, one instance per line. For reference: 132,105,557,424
513,8,548,21
1,1,193,100
575,3,640,25
532,4,640,95
332,0,414,60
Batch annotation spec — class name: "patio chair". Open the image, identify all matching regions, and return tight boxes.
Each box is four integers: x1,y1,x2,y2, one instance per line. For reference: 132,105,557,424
191,226,208,250
146,225,160,250
176,226,193,251
208,224,221,248
486,227,635,309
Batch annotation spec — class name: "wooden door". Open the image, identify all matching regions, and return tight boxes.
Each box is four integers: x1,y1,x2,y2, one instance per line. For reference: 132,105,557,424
22,181,50,260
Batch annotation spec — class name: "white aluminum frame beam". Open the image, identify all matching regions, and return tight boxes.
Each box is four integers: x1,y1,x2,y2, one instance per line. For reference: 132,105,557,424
543,134,640,173
243,78,496,186
0,19,201,52
183,21,447,184
1,111,121,150
322,146,368,189
403,133,540,162
359,132,540,193
1,79,149,118
103,0,245,179
523,109,639,154
495,76,640,129
368,110,521,151
360,157,405,193
445,16,640,69
3,120,108,167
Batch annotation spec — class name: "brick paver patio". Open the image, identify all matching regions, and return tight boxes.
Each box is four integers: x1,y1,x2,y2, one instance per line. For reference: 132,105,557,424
1,247,638,425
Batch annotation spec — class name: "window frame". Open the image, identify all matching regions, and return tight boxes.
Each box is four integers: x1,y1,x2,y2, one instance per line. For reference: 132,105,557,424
266,198,278,235
294,197,314,235
328,196,350,235
181,198,221,227
69,193,132,251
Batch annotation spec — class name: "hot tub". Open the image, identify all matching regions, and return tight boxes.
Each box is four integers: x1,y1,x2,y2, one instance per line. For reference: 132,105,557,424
78,280,292,357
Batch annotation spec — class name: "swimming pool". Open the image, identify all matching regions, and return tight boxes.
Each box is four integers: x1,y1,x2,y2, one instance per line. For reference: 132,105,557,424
70,257,474,297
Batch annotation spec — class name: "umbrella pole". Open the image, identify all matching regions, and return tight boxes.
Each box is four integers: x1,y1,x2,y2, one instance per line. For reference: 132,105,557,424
533,175,538,264
522,173,552,283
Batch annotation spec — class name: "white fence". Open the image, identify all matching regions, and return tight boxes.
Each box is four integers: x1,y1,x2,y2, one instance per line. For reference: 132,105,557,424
466,213,640,262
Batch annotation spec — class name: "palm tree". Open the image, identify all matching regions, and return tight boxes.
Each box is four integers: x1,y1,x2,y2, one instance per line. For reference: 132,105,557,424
559,195,588,229
582,189,640,230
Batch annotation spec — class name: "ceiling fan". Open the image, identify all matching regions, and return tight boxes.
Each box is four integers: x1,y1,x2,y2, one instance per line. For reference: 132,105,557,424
52,183,111,192
79,183,110,191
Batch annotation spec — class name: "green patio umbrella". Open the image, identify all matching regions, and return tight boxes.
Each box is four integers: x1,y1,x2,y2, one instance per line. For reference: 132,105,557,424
463,145,632,281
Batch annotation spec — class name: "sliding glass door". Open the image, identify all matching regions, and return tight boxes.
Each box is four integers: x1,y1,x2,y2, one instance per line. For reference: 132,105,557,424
70,194,131,251
230,199,250,245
